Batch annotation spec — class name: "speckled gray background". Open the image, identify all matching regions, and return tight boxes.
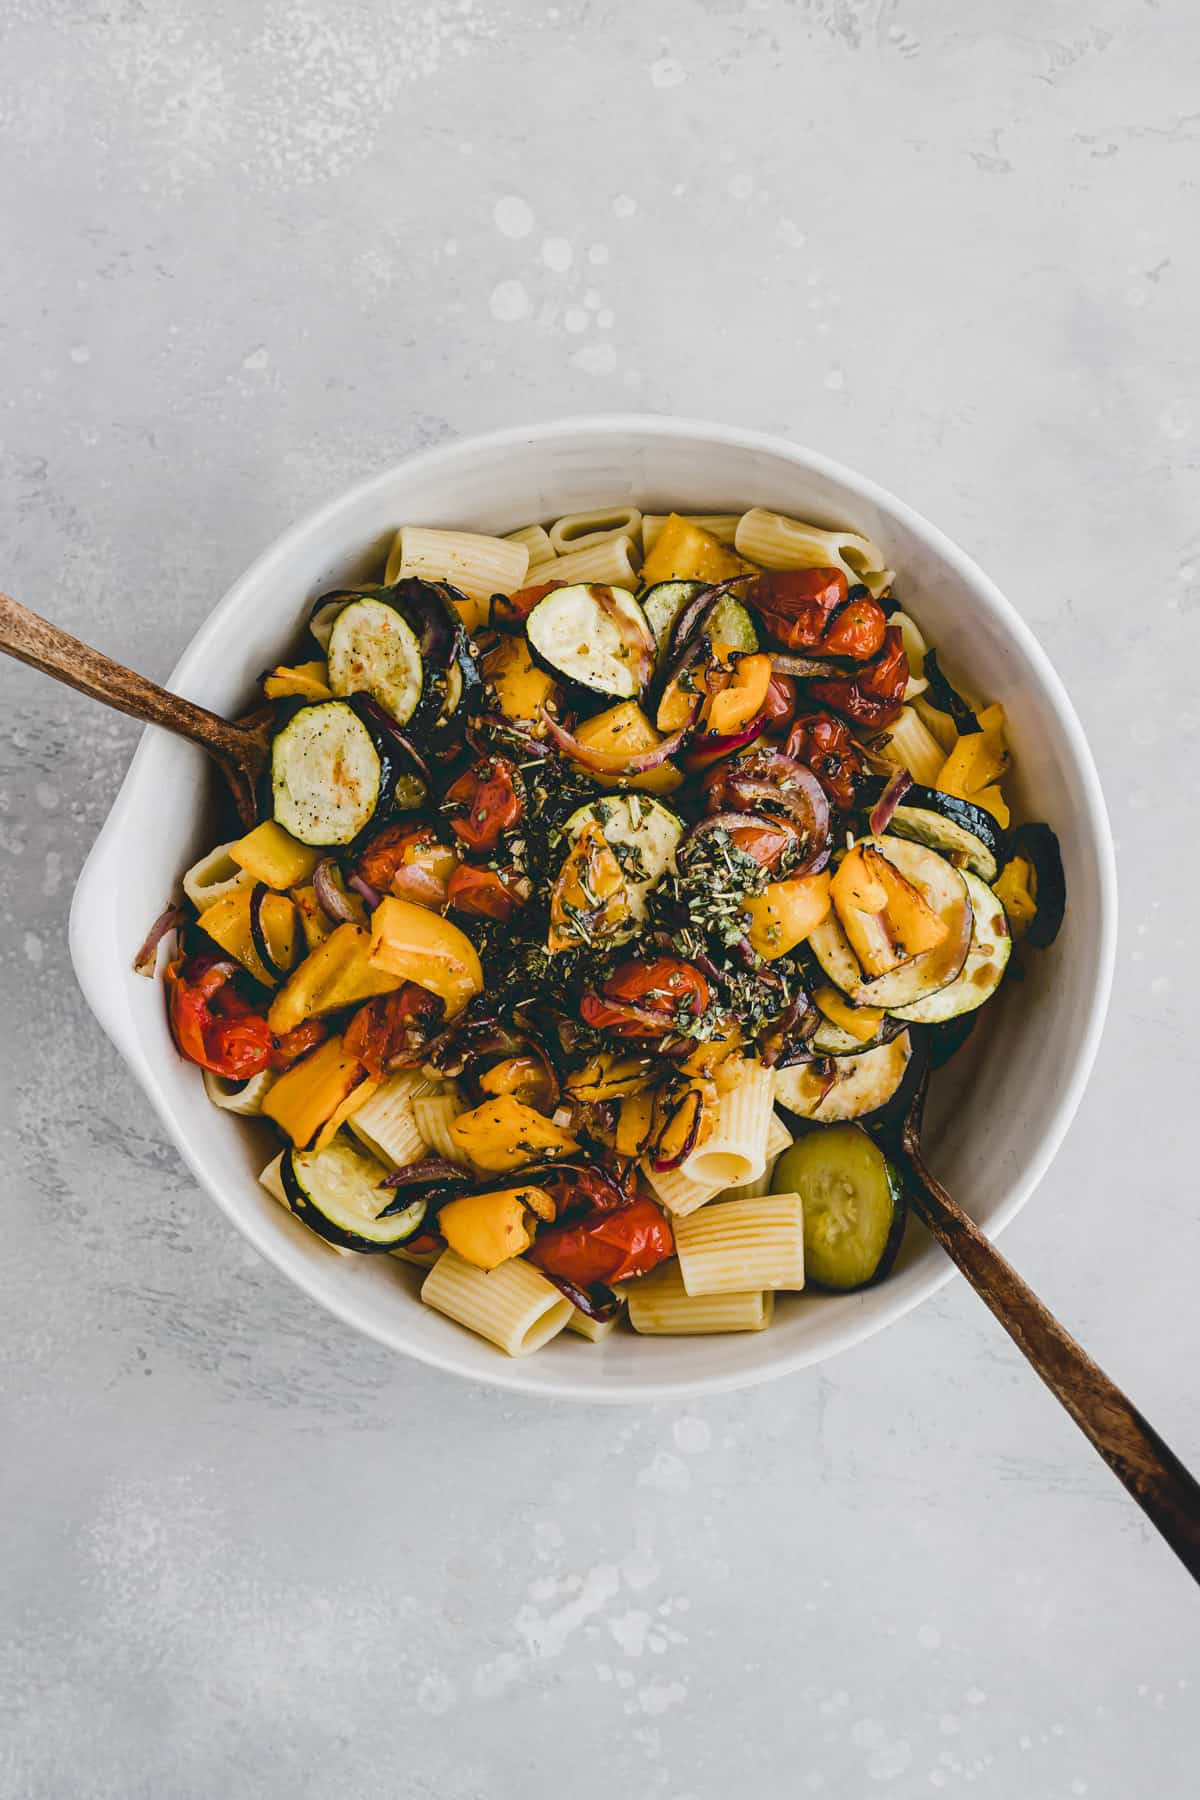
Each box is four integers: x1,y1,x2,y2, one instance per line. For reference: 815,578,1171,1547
2,2,1199,1795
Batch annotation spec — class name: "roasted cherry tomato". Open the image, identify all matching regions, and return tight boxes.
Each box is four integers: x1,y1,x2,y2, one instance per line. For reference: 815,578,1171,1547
580,957,711,1039
344,983,445,1080
783,710,865,810
445,756,524,853
808,626,908,729
446,863,526,921
270,1018,330,1073
165,954,272,1078
528,1194,674,1287
748,567,848,651
355,824,458,905
820,595,887,661
755,672,797,736
727,819,798,871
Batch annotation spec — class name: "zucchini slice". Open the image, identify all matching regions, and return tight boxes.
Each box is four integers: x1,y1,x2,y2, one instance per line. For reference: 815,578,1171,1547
564,794,683,930
810,1015,903,1058
860,782,1001,882
327,597,424,727
773,1033,912,1123
526,583,656,699
808,836,973,1011
642,580,759,660
891,871,1010,1023
271,700,383,847
281,1136,426,1253
771,1122,906,1290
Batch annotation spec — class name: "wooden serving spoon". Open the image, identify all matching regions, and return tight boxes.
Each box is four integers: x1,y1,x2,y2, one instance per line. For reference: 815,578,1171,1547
0,591,271,827
3,590,1198,1577
897,1067,1200,1583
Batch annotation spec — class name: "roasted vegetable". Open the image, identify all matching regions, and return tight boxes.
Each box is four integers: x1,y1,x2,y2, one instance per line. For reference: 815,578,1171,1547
262,1034,376,1150
771,1123,906,1290
437,1185,555,1270
281,1135,424,1251
448,1097,579,1171
199,888,299,988
743,871,832,960
1000,822,1065,948
166,955,272,1078
270,699,388,848
368,897,484,1016
229,819,321,891
639,516,746,587
526,583,656,700
829,843,949,977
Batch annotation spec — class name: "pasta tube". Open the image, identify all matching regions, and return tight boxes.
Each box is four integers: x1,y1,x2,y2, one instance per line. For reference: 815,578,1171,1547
734,508,891,598
673,1193,806,1296
680,1061,774,1191
627,1262,773,1335
421,1251,573,1355
384,526,529,606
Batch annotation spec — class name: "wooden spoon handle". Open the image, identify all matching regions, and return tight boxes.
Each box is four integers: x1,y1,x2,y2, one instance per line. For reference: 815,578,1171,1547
0,590,256,767
900,1131,1200,1583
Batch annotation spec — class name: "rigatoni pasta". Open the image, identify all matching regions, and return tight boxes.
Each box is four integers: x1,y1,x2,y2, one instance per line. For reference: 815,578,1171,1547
385,526,529,607
734,507,891,597
421,1249,573,1355
628,1262,774,1335
680,1061,774,1191
527,532,641,588
673,1194,806,1296
548,505,642,556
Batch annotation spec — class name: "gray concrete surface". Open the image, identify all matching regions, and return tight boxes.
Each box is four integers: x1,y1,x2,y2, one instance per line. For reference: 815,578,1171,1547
2,2,1199,1795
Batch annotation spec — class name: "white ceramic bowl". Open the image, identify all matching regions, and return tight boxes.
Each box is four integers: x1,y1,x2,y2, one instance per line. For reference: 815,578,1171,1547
70,417,1116,1401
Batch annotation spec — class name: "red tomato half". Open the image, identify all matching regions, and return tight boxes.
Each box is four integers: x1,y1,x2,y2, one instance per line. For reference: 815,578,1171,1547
529,1195,674,1287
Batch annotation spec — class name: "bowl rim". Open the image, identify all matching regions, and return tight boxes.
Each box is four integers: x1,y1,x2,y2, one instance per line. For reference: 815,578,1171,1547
69,413,1118,1402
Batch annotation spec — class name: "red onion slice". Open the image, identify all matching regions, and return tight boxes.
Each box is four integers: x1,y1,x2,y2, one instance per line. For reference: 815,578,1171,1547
312,858,357,925
133,904,187,977
347,872,383,911
249,882,294,982
541,705,698,774
768,652,852,678
868,769,913,837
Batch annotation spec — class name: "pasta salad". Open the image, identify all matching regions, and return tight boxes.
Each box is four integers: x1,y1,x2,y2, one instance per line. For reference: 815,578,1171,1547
142,505,1065,1357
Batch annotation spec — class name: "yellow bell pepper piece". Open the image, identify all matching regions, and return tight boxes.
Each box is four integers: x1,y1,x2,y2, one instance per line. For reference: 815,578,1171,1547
813,986,885,1043
263,661,333,702
547,821,629,954
970,784,1011,829
483,635,559,730
993,855,1037,938
437,1185,555,1270
937,704,1008,800
640,514,749,587
262,1036,377,1150
229,820,321,891
448,1097,579,1172
704,652,772,738
830,845,948,977
616,1088,657,1157
744,872,832,961
268,922,400,1034
570,702,684,795
368,897,483,1017
200,888,298,987
565,1052,657,1103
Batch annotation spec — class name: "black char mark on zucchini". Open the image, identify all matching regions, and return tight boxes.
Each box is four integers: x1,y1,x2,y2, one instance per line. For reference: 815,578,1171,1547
526,583,656,700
